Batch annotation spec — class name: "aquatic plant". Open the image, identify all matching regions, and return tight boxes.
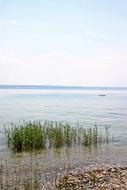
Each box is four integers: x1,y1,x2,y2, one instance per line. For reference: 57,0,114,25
0,161,42,190
6,121,46,151
5,121,110,152
83,125,104,146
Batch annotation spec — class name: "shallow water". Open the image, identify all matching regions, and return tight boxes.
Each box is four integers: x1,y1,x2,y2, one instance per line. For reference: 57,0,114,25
0,87,127,167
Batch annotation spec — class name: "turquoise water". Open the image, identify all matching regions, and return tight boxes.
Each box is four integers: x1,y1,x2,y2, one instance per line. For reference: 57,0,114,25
0,87,127,165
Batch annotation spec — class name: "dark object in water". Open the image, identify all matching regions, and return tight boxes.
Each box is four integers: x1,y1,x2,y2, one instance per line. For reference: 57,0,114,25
99,94,106,96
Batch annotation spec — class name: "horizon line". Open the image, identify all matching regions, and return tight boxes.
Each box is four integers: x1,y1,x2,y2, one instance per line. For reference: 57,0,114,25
0,84,127,89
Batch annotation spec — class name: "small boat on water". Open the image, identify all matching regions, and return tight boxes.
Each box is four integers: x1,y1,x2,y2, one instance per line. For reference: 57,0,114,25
99,94,106,96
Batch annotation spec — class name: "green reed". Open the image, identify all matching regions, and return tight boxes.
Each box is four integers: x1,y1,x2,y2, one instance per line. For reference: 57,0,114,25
0,161,42,190
83,124,104,146
5,121,110,152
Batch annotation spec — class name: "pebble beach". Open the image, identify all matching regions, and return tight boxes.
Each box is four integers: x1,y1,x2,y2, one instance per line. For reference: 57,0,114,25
56,165,127,190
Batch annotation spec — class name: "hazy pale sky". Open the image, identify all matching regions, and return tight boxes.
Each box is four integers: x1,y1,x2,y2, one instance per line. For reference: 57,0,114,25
0,0,127,86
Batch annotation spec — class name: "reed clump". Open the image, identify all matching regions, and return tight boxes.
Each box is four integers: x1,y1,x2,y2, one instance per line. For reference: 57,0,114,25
5,121,110,152
0,161,42,190
83,124,104,146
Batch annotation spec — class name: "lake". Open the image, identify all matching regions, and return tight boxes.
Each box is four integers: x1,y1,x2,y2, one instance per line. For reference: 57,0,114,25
0,86,127,167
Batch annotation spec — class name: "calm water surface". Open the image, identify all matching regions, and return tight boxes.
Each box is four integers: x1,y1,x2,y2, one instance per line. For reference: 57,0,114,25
0,88,127,167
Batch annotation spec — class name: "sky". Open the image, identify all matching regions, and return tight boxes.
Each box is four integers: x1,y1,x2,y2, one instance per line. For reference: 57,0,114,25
0,0,127,86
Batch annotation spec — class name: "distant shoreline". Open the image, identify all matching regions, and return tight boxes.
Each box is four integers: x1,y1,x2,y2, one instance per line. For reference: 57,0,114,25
0,85,127,90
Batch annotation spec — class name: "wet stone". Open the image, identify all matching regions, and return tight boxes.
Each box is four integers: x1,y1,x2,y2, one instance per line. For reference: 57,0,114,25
56,165,127,190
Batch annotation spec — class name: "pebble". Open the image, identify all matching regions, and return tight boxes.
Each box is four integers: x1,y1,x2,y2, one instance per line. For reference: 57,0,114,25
56,165,127,189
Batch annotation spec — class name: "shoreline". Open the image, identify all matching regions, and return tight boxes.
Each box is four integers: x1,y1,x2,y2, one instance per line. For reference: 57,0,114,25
0,159,127,189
